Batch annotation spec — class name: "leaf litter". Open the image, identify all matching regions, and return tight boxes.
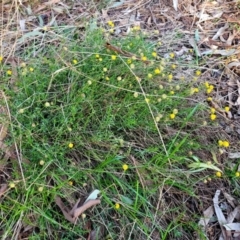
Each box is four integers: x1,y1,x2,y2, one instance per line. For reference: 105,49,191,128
199,189,240,239
55,189,101,223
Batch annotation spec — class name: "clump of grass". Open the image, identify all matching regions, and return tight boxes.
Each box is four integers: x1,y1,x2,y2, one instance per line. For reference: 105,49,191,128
0,25,229,239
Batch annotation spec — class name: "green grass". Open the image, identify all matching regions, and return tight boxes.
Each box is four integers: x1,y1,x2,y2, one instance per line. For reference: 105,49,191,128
0,25,227,239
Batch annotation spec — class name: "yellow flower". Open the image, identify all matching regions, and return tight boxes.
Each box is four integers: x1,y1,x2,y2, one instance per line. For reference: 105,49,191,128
68,181,73,186
44,102,50,107
154,68,161,74
95,54,100,58
68,143,74,148
130,64,135,69
73,59,78,64
173,109,178,114
171,64,177,69
218,140,223,147
105,77,109,80
170,91,174,95
218,140,229,148
7,70,12,75
111,55,117,60
224,106,230,112
204,82,209,88
0,56,3,62
20,62,26,67
9,182,15,188
170,113,176,119
235,172,240,177
194,88,199,93
117,76,122,81
122,164,129,171
169,52,175,58
222,141,230,148
215,171,222,177
127,59,132,64
133,25,141,31
18,108,24,114
148,73,153,79
168,74,173,81
195,70,201,76
206,85,214,94
152,52,157,58
38,186,44,192
210,108,216,114
207,97,212,101
210,114,216,120
133,92,139,98
39,160,45,165
115,203,120,209
107,21,114,28
145,98,150,103
141,56,147,61
103,67,108,72
162,94,167,99
29,67,34,72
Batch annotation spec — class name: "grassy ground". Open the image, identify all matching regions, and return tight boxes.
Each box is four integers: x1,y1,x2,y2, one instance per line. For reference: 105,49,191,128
1,1,239,239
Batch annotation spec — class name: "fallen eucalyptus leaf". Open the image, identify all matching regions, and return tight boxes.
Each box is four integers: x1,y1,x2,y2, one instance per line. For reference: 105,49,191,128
173,0,178,11
198,205,214,228
201,49,240,56
213,190,229,240
73,199,101,218
223,223,240,231
84,189,100,204
109,0,126,8
55,196,75,223
0,184,7,198
56,189,101,223
227,206,240,223
228,152,240,158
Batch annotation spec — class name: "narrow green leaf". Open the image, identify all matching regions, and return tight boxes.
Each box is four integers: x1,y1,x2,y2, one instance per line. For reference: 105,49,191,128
120,195,133,205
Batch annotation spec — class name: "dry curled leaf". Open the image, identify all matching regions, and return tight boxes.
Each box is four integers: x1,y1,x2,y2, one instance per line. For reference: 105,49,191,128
0,184,7,197
55,196,74,223
55,190,101,223
73,199,101,218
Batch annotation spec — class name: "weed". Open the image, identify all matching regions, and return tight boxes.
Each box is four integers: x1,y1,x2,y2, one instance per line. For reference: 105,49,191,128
0,22,228,239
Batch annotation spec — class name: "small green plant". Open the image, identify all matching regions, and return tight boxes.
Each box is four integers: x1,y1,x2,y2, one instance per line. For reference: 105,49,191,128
0,23,230,239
